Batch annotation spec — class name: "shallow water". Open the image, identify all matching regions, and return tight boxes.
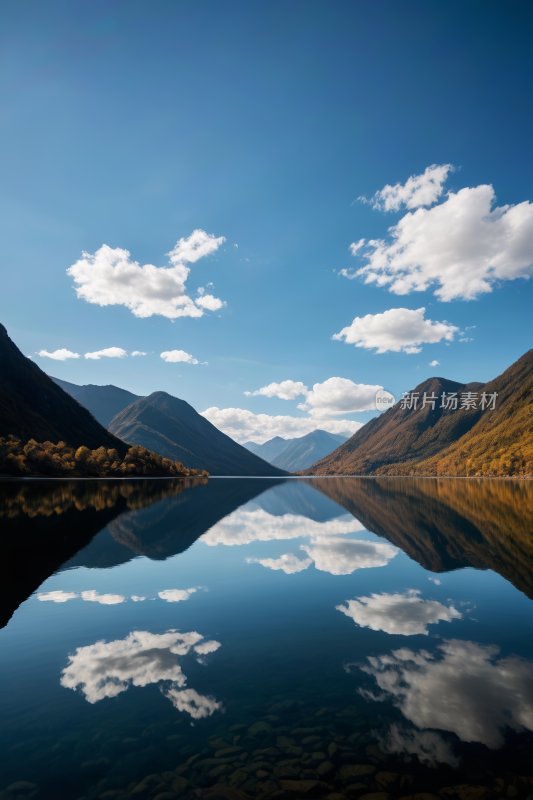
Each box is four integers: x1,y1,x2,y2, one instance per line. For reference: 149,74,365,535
1,477,533,800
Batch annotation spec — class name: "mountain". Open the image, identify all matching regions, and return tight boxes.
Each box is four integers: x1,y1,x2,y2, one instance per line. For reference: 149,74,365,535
108,391,288,476
242,435,293,461
0,323,128,455
272,429,350,471
243,430,349,470
50,376,141,427
310,476,533,599
303,349,533,477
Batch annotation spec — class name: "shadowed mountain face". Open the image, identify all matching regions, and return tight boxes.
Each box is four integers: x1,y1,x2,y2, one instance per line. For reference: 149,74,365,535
108,391,287,476
0,477,284,628
50,376,142,428
0,323,128,455
304,349,533,477
243,436,291,462
310,477,533,598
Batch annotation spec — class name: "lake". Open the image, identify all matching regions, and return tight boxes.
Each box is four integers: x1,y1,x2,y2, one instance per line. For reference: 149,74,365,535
1,477,532,800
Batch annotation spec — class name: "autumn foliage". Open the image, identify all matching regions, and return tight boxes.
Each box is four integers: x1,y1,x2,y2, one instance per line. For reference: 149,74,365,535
0,436,209,478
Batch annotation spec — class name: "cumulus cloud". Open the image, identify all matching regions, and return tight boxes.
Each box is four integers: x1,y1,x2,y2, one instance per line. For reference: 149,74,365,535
246,553,313,574
131,595,146,601
301,536,398,576
81,590,126,605
298,377,383,416
344,182,533,301
243,377,381,419
131,351,147,357
202,509,364,547
359,639,533,748
333,308,458,355
201,407,363,444
195,294,224,311
36,349,80,360
336,590,461,635
160,350,199,364
67,230,225,319
360,164,453,212
429,360,440,367
245,380,308,400
158,588,198,603
84,347,127,360
377,723,459,768
60,629,222,719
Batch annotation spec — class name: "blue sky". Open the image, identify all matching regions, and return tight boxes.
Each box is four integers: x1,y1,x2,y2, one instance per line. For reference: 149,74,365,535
2,0,532,443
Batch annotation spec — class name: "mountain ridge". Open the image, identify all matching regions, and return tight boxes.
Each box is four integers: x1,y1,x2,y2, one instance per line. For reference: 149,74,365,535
109,390,288,476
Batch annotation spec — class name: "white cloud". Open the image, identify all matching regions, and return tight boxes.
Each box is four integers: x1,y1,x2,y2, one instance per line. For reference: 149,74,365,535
160,350,199,364
67,230,225,320
60,629,222,720
359,639,533,748
37,590,78,602
84,347,127,360
158,588,197,603
81,590,126,605
336,589,461,635
345,183,533,301
459,337,474,343
36,349,80,360
244,380,308,400
202,509,364,547
195,294,224,311
201,407,363,444
131,595,146,601
131,351,147,357
428,577,441,585
247,553,313,574
377,724,459,768
298,377,383,416
429,360,440,367
301,536,397,576
333,308,458,355
360,164,453,212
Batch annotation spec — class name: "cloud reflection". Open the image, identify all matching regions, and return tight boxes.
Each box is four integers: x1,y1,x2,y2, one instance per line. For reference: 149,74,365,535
377,723,460,768
60,629,222,718
358,639,533,748
201,508,365,546
302,537,397,576
246,554,313,574
337,590,461,635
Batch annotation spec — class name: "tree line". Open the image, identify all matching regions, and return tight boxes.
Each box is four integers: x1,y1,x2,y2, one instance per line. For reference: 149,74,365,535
0,436,209,479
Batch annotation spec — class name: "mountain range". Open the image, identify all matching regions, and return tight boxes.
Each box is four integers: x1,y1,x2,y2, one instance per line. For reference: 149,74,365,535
50,374,287,477
0,323,128,455
243,429,348,471
303,349,533,477
50,376,141,427
107,391,287,476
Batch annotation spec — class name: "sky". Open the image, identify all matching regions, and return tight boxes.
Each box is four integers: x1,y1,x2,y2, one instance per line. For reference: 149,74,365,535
1,0,532,443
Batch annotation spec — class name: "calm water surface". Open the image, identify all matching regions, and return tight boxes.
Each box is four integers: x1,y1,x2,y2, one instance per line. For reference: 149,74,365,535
1,477,532,800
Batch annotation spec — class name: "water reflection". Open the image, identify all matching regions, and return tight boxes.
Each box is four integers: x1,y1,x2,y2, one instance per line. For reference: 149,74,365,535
337,589,462,635
61,629,222,719
357,638,533,748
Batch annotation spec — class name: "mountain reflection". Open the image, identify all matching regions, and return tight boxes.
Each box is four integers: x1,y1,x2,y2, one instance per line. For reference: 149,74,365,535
355,638,533,749
60,629,222,719
310,477,533,598
0,477,281,628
